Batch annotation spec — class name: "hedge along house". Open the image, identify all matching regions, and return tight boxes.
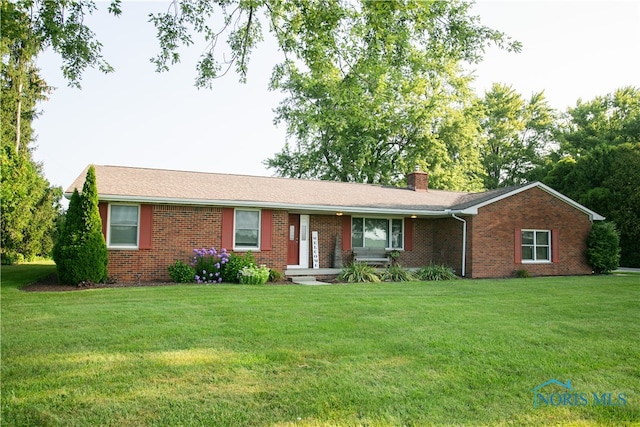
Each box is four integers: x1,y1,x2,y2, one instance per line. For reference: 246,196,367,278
66,165,604,282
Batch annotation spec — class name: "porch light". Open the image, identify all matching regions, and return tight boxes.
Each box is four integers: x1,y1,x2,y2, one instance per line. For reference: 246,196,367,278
336,212,344,216
410,214,417,219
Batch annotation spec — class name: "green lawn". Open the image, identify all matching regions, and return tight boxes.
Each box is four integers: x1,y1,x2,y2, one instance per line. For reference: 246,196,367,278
1,263,639,426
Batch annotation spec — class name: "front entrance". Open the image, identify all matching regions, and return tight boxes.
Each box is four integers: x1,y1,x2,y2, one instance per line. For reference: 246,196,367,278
287,214,310,268
288,214,300,265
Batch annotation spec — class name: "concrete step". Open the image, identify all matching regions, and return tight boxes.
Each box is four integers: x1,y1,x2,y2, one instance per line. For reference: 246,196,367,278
290,276,317,281
289,276,330,285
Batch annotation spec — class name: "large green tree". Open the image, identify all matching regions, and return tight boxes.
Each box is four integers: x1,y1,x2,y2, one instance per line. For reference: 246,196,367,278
265,2,517,187
150,1,519,87
559,86,640,156
544,87,640,267
1,0,123,263
0,1,62,263
151,1,518,188
544,143,640,267
478,83,557,189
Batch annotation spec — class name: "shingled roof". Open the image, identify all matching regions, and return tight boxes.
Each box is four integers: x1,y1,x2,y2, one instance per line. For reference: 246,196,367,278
66,165,604,219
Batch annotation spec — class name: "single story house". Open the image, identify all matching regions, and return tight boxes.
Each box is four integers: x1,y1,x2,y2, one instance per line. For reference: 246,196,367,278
66,165,604,282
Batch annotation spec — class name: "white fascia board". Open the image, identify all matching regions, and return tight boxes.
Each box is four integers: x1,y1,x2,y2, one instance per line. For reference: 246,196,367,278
94,195,449,217
462,182,606,221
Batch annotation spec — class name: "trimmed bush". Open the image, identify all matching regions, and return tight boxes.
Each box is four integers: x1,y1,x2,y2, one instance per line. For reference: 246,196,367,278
220,252,255,283
381,264,417,282
339,262,381,283
168,260,196,283
239,264,270,285
587,221,621,274
418,263,457,281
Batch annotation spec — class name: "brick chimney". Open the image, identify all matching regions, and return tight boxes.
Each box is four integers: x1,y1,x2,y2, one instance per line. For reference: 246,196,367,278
407,166,428,192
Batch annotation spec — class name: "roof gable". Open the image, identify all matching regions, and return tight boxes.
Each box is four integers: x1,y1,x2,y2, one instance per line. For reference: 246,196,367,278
452,181,605,221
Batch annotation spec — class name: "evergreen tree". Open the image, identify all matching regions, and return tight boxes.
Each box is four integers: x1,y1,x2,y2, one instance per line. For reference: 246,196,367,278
1,1,61,264
53,166,108,284
78,166,109,282
53,189,82,283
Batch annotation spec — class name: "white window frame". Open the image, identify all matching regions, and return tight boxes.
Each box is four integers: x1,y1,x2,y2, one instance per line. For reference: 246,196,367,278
107,203,140,249
351,217,404,250
521,229,551,263
233,208,261,251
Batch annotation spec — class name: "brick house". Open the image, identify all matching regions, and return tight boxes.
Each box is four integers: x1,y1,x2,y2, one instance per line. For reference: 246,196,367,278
66,165,604,282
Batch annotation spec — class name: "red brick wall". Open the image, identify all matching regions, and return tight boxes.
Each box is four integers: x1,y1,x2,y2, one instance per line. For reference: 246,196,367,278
309,215,344,267
106,205,289,283
264,210,288,274
432,218,466,275
468,187,594,278
395,218,434,267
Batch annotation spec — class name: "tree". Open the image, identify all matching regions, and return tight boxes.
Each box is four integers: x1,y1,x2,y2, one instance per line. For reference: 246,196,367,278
149,1,518,188
559,86,640,156
149,1,520,188
53,166,108,284
0,1,62,264
5,1,519,193
151,1,519,87
544,143,640,267
3,0,122,88
544,87,640,267
249,1,518,187
78,165,109,282
478,83,557,189
52,189,83,282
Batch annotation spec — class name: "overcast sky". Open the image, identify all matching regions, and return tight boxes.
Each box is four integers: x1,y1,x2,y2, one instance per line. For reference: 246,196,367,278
33,1,640,193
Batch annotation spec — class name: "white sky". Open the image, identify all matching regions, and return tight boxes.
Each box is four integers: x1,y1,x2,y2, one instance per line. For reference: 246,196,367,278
33,1,640,193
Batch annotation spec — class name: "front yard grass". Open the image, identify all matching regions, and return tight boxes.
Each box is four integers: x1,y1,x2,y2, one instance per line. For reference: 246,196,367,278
1,263,639,426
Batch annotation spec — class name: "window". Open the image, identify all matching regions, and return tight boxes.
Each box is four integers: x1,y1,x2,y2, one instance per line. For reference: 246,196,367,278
351,218,403,249
235,209,260,249
109,204,139,248
521,230,551,262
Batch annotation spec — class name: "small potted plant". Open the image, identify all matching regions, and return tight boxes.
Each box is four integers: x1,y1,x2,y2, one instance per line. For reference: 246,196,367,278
388,250,401,265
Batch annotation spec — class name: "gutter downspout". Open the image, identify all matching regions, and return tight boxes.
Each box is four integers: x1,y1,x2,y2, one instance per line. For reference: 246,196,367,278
450,213,467,277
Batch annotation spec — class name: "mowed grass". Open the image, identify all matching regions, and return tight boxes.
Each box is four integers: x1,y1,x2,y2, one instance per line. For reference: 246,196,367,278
1,263,639,426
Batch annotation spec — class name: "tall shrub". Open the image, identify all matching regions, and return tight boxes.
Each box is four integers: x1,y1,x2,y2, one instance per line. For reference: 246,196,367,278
586,221,620,274
53,166,108,284
53,189,82,283
78,166,108,282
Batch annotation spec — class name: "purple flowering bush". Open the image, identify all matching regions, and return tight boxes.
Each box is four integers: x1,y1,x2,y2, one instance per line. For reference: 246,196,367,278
193,247,229,284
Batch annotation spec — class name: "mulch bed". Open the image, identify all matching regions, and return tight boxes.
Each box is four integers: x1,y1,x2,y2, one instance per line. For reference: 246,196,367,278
21,274,178,292
21,274,293,292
